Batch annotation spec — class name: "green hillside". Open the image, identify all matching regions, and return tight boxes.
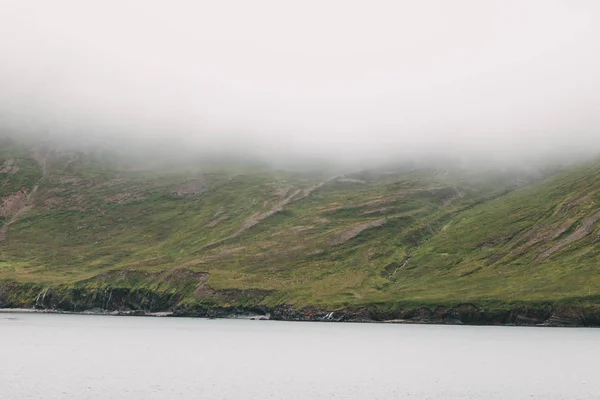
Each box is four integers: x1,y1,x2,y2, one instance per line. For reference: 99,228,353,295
2,137,600,323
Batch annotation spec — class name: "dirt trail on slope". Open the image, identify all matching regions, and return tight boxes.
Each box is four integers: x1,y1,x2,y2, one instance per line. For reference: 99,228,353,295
0,150,51,243
328,219,387,246
197,177,337,251
536,209,600,261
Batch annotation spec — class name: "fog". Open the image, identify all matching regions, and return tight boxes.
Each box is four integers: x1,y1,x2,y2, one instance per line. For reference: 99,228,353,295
1,1,599,167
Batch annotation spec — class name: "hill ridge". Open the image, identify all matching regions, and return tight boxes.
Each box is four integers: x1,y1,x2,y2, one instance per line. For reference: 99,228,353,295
1,141,600,325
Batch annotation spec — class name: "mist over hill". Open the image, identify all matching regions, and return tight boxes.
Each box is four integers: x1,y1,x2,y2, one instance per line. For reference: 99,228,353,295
1,135,600,325
1,1,600,169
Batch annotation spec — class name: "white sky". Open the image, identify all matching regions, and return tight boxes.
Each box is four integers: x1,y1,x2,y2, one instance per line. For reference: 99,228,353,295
1,0,599,163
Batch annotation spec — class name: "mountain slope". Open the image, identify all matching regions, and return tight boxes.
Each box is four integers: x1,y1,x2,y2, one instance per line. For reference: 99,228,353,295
1,139,599,324
399,161,600,304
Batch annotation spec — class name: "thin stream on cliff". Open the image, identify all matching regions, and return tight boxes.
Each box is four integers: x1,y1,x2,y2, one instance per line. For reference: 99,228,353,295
1,313,599,399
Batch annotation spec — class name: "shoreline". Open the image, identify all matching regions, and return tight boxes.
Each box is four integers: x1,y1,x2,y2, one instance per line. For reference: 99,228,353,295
2,307,598,328
3,282,600,327
0,308,174,317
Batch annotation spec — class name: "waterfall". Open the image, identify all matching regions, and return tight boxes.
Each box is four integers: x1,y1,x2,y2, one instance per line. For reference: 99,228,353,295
102,288,108,309
34,291,43,308
106,290,113,310
34,288,48,308
41,288,48,304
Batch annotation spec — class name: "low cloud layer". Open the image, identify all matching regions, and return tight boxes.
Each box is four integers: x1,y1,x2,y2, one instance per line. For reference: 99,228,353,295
1,1,599,165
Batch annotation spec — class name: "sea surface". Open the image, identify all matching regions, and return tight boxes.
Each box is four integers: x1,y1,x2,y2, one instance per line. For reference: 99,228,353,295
1,313,598,399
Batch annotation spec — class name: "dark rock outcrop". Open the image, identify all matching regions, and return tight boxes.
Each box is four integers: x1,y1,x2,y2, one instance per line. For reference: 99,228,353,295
2,281,600,327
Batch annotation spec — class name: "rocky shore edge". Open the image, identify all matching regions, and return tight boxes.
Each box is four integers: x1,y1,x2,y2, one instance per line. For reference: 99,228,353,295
2,282,600,327
2,304,600,327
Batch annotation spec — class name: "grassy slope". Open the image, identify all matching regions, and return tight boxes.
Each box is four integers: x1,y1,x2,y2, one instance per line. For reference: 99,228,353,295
392,162,600,307
1,141,599,311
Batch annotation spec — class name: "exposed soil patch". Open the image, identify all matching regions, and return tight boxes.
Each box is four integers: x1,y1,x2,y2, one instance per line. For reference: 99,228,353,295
558,191,597,213
0,190,28,217
278,225,316,236
206,215,229,227
274,187,292,198
171,180,208,196
39,189,90,211
357,196,400,208
329,218,386,245
161,268,210,287
0,159,19,174
311,217,330,224
1,149,51,242
42,197,63,209
104,192,146,204
537,210,600,261
241,189,302,230
362,207,392,215
549,219,578,240
194,284,215,298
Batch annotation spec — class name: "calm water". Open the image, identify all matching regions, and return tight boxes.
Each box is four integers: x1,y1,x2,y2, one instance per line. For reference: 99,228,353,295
1,313,599,399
